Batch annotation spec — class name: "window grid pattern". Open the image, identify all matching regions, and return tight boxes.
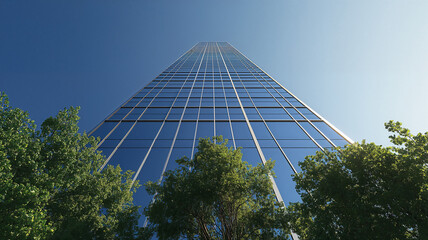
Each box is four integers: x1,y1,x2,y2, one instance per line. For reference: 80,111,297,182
90,42,352,222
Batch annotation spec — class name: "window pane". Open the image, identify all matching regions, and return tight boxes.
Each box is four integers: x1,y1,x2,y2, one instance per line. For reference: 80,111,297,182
240,148,262,166
215,107,229,120
109,108,133,120
261,147,300,204
281,147,321,173
158,122,179,139
199,107,214,120
133,148,169,220
177,122,196,139
216,121,233,141
106,122,133,140
183,107,198,120
141,107,169,120
107,148,149,173
91,122,118,140
232,122,252,139
127,122,163,140
228,108,244,120
165,147,192,172
125,108,145,120
196,121,214,139
266,122,307,139
251,122,271,139
300,122,333,148
312,122,345,140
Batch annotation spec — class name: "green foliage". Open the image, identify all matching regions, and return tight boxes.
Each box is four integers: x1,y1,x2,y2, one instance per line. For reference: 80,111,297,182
287,121,428,240
144,136,290,239
0,93,141,239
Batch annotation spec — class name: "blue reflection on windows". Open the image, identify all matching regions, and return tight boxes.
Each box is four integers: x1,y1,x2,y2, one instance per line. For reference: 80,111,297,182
106,122,133,140
281,147,321,173
240,148,262,166
196,121,214,139
250,121,271,139
133,148,169,223
235,139,255,148
199,107,214,120
216,121,234,142
109,108,132,120
261,147,300,204
158,122,179,140
266,122,307,139
97,147,115,159
286,108,304,120
299,122,333,148
167,107,184,120
228,108,244,120
100,139,120,148
124,108,145,120
231,122,252,139
126,122,162,140
215,108,229,120
91,122,118,140
258,107,291,120
177,121,196,140
91,43,354,220
312,122,348,147
165,146,192,172
296,108,319,120
183,107,198,120
107,148,149,173
245,107,261,120
140,107,169,120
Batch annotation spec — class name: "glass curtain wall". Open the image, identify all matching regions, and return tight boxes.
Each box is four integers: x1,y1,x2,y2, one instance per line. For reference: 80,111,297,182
90,42,352,222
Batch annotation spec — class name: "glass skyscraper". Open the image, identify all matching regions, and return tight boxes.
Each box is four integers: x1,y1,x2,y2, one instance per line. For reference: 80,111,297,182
89,42,352,221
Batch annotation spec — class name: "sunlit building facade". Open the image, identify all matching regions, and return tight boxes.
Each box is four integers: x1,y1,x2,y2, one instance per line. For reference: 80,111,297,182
90,42,352,223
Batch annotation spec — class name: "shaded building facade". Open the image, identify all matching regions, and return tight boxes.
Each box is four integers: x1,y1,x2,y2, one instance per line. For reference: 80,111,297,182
90,42,352,220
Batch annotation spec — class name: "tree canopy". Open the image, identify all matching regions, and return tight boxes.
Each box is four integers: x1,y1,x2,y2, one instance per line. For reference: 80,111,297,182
287,121,428,240
0,93,141,239
144,136,290,239
4,89,426,240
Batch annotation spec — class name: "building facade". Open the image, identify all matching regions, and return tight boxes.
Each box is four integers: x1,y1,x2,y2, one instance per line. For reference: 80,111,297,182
90,42,352,222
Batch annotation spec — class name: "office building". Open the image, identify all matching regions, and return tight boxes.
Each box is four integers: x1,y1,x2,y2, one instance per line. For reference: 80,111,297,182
90,42,352,220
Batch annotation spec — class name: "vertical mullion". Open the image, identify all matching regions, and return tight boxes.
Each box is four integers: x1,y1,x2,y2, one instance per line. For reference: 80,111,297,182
160,42,208,180
214,43,236,149
98,48,197,170
141,43,209,227
131,43,208,184
226,42,301,240
231,44,352,145
191,43,209,159
157,42,208,179
212,43,216,138
231,48,333,150
216,42,284,203
224,49,299,174
94,50,193,148
89,49,192,136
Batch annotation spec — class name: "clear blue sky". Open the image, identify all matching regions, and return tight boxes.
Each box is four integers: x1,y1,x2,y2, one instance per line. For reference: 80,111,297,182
1,0,427,146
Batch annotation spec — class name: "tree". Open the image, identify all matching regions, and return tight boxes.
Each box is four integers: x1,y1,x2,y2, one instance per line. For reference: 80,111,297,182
144,136,290,239
0,93,142,239
287,121,428,240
